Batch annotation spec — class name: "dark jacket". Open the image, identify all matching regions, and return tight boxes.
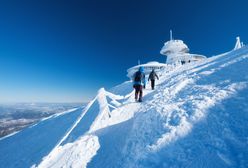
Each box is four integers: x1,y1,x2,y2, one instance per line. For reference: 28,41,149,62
133,70,145,86
148,70,159,81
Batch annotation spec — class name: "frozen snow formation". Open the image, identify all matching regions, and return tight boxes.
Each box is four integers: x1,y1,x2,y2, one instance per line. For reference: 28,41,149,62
234,36,245,50
0,46,248,168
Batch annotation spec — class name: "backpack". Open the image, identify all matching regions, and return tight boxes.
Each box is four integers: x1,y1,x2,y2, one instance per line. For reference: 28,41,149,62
134,71,142,82
149,71,158,80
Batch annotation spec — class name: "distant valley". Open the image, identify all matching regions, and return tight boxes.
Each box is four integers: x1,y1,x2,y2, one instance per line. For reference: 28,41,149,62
0,103,82,138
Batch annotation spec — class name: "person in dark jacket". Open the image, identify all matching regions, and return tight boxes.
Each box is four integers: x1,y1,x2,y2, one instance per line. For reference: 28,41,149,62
133,66,145,102
148,69,159,90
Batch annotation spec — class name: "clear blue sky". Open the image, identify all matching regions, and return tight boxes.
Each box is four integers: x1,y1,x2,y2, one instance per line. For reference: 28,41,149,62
0,0,247,103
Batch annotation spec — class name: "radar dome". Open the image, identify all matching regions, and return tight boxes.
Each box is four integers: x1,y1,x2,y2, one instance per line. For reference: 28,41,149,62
160,40,189,56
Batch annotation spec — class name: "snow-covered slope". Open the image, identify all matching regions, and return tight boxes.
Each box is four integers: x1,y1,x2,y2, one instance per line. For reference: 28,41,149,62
1,47,248,168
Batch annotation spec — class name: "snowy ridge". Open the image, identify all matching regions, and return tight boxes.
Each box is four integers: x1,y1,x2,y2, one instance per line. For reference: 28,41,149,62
36,88,136,168
35,46,248,168
89,88,123,132
0,47,247,168
35,95,99,168
35,135,100,168
0,107,85,168
54,101,96,149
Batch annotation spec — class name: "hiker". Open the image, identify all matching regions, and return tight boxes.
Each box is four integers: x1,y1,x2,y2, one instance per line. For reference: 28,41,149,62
133,66,145,102
148,69,159,90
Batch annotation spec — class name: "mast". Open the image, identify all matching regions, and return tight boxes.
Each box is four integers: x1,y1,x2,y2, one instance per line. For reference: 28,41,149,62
170,30,173,41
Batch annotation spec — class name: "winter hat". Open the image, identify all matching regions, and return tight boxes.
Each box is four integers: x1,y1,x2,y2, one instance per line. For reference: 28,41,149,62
139,66,144,72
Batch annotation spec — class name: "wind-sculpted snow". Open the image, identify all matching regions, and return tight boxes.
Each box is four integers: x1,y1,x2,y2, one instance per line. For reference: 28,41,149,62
38,47,247,168
1,47,248,168
91,47,247,168
36,135,100,168
118,47,248,168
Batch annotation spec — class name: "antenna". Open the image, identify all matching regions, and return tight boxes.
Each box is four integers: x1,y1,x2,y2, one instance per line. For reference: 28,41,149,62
170,30,173,41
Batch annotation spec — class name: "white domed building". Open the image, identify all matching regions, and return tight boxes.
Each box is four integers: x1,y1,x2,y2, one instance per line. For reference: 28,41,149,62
160,30,206,64
127,61,166,78
127,31,207,79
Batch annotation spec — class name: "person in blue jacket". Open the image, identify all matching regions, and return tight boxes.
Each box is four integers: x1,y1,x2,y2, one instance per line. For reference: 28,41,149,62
133,66,146,102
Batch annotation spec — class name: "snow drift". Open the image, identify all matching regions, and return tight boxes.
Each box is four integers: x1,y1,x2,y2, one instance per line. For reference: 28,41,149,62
0,46,248,168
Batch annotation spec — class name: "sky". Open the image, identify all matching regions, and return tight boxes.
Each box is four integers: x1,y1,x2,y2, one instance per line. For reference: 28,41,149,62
0,0,248,103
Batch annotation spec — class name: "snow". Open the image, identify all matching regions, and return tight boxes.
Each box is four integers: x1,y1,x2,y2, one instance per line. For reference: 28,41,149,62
0,107,83,167
1,46,248,168
35,135,100,168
